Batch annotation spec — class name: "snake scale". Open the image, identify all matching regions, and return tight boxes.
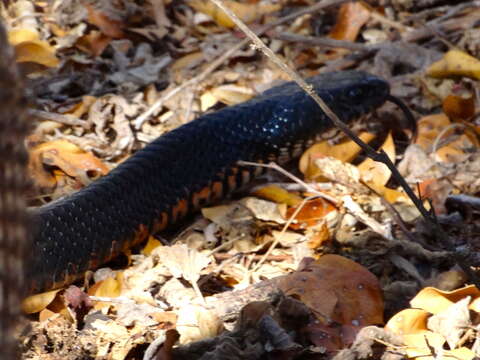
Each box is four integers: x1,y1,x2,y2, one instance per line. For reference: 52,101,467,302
0,20,414,359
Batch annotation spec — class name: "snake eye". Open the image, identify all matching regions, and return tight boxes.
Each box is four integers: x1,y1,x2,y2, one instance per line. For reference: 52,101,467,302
348,87,364,100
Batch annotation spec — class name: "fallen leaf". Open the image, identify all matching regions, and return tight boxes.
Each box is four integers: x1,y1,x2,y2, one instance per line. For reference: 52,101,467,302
29,139,109,190
286,198,336,230
358,132,395,190
22,289,61,314
9,28,59,67
427,50,480,80
278,255,383,349
329,2,371,41
188,0,280,28
84,2,125,38
254,185,303,206
410,285,480,314
299,132,375,180
443,94,475,121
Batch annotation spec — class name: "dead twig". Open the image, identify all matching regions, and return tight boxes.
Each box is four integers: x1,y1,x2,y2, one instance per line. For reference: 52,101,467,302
29,109,89,129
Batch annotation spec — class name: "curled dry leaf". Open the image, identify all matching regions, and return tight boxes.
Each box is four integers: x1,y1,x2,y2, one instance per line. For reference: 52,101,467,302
358,132,395,191
188,0,280,28
8,28,59,67
386,287,479,360
443,94,475,121
427,50,480,81
22,289,62,314
254,185,303,207
415,113,479,163
285,198,336,230
329,1,371,41
29,139,109,190
84,1,125,39
299,132,375,180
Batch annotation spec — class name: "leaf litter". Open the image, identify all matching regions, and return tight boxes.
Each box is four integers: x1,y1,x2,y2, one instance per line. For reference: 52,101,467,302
5,0,480,359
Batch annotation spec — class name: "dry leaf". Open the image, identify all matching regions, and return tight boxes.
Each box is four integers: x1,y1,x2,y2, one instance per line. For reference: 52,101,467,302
410,285,480,315
329,1,371,41
9,28,59,67
285,198,336,230
84,2,125,38
254,185,303,206
358,132,395,190
188,0,280,28
278,255,383,349
22,289,61,314
443,94,475,121
299,132,375,180
427,50,480,80
29,139,109,190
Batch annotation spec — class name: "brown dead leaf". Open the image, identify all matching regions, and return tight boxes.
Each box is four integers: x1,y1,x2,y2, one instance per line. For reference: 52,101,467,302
279,255,383,349
29,139,109,190
171,51,204,72
278,255,383,349
417,178,452,215
415,114,477,163
306,222,331,249
22,289,62,314
443,94,475,121
329,2,371,41
188,0,280,28
84,2,125,39
76,30,112,57
286,198,335,230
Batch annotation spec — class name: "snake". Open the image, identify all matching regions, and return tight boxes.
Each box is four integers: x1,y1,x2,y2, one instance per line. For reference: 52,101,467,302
27,71,415,295
0,21,415,358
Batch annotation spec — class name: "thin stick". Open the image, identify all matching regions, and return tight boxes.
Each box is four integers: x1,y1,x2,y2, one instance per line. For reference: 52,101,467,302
29,109,89,129
209,0,432,223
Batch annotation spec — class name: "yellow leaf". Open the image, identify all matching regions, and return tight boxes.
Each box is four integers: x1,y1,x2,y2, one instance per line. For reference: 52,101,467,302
188,0,280,28
92,276,122,310
403,331,446,359
9,29,59,67
358,132,395,188
427,50,480,80
410,285,480,314
386,308,430,335
299,132,375,180
8,28,39,44
142,236,162,256
22,289,61,314
254,185,303,206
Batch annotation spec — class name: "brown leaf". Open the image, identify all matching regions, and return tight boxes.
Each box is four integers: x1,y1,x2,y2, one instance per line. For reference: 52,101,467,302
84,2,125,38
329,2,371,41
443,94,475,121
286,198,336,230
29,139,109,191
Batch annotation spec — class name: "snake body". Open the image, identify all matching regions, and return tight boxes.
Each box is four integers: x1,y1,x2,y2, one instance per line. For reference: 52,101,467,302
27,71,391,294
